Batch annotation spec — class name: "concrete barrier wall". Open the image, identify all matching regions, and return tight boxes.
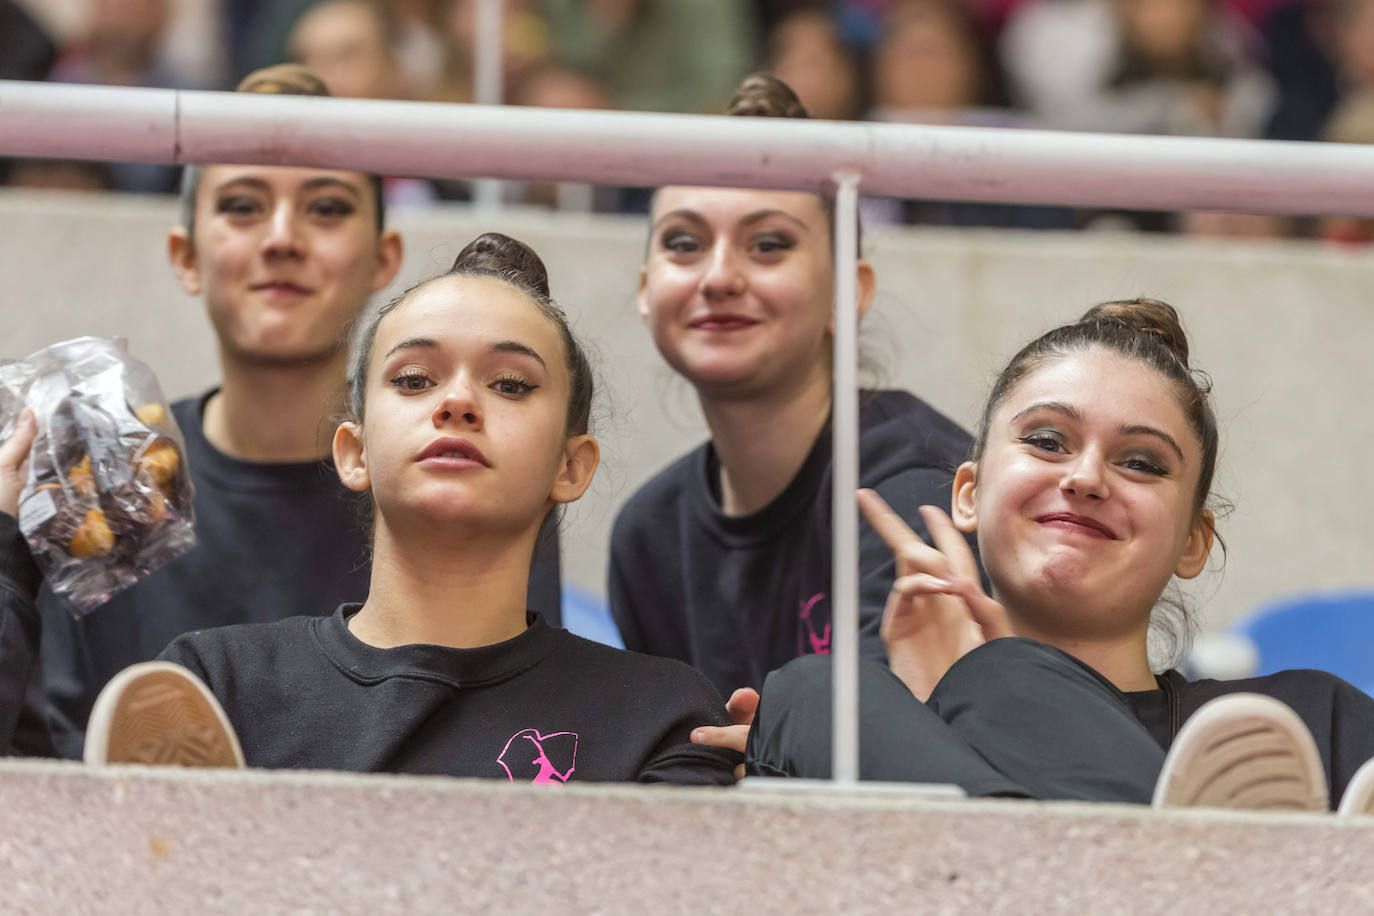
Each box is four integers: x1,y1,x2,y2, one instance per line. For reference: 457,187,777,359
1,760,1372,914
6,188,1374,636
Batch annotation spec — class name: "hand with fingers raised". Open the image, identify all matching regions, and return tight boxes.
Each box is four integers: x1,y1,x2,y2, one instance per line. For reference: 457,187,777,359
857,488,1013,703
1,410,38,520
690,686,759,782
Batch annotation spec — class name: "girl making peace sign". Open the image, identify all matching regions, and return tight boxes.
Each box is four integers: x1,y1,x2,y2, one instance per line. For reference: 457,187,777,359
739,299,1374,811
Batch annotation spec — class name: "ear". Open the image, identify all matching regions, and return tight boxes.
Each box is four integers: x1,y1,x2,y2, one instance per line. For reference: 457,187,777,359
332,421,371,493
951,460,979,534
827,258,877,333
636,265,650,323
550,434,600,504
369,229,404,294
167,227,201,296
1174,509,1215,580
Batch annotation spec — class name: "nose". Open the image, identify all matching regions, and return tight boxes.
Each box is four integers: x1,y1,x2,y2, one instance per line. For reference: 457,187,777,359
432,381,483,430
261,200,305,260
1060,448,1108,500
699,241,746,299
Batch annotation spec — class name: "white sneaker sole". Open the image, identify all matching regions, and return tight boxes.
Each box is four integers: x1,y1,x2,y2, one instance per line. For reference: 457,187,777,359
84,661,245,768
1152,693,1326,811
1339,757,1374,815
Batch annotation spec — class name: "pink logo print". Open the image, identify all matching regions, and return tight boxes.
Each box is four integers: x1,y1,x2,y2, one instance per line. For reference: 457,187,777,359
497,728,579,785
798,592,831,656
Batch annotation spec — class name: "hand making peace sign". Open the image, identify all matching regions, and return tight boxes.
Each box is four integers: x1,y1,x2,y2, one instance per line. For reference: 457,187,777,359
857,488,1013,703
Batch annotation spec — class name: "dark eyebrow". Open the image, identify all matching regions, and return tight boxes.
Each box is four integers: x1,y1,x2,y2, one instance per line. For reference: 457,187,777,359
1120,424,1185,462
1009,401,1082,426
650,208,706,232
739,208,811,232
494,339,547,370
212,176,361,197
383,337,548,369
213,176,272,195
649,207,811,234
384,337,438,359
299,176,363,197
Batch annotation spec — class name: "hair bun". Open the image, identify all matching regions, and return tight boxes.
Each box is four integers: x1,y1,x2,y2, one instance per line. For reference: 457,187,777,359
725,73,811,119
1080,298,1190,367
236,63,331,96
450,232,551,300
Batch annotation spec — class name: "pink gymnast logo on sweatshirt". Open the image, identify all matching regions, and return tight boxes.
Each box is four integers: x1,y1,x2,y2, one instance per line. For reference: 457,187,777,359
497,728,579,784
798,592,831,656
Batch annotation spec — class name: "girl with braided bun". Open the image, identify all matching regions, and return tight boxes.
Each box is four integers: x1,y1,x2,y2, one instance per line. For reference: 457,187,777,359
0,233,737,785
741,298,1374,812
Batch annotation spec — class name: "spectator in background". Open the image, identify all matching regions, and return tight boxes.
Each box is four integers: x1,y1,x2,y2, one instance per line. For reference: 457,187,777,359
1003,0,1278,232
387,0,448,98
1004,0,1274,136
1104,0,1274,137
288,0,404,101
287,0,438,207
541,0,756,113
866,0,1072,228
870,0,1010,119
766,7,865,121
507,66,624,211
48,0,206,193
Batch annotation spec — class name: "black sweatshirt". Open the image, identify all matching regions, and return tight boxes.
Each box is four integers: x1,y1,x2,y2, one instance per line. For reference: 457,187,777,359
608,390,974,698
23,392,562,757
1129,668,1374,805
158,607,737,784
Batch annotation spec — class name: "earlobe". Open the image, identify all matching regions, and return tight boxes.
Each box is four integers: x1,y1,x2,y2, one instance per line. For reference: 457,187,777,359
1175,510,1216,580
332,422,371,493
167,228,201,295
550,435,600,504
636,266,651,323
951,461,979,533
827,259,877,333
855,259,876,322
370,230,404,293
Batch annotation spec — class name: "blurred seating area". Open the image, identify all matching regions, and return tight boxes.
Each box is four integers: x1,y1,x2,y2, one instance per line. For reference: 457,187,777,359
3,0,1372,236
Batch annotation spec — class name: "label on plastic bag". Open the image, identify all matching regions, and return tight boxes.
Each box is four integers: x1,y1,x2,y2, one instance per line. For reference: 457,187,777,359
18,488,56,530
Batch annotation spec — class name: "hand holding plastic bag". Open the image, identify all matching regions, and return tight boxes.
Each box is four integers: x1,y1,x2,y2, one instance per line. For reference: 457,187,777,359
0,337,196,615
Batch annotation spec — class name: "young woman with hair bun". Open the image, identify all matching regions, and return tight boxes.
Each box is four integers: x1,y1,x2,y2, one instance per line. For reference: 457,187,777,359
610,73,974,707
738,298,1374,812
0,233,737,785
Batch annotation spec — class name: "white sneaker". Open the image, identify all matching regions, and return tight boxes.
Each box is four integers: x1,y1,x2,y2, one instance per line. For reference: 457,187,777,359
84,661,245,768
1338,757,1374,815
1152,693,1327,812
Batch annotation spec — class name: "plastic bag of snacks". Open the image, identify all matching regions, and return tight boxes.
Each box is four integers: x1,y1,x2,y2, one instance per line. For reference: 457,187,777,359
0,337,196,616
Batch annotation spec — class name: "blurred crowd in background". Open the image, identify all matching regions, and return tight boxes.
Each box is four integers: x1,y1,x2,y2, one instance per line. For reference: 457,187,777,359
3,0,1373,239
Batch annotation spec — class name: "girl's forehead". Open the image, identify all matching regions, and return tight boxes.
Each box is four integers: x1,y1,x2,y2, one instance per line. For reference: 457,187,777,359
374,276,564,362
999,348,1192,432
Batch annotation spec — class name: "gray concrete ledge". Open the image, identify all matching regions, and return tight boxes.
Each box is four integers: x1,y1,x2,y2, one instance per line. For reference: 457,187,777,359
1,759,1371,914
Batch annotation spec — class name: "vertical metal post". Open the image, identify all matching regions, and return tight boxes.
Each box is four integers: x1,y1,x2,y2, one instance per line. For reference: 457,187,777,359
830,170,862,785
473,0,503,210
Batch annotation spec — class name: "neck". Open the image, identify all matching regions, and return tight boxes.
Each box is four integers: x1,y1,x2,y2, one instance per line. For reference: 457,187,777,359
1011,616,1158,693
698,368,832,516
348,516,536,649
204,348,349,462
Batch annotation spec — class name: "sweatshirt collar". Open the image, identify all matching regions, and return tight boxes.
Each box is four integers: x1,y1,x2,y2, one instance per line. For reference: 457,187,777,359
312,604,564,689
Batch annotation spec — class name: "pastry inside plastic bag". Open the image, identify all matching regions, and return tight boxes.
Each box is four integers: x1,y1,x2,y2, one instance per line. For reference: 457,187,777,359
69,508,115,558
1,337,197,616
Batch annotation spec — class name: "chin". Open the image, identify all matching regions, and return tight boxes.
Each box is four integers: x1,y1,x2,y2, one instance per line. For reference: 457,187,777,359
226,336,345,368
